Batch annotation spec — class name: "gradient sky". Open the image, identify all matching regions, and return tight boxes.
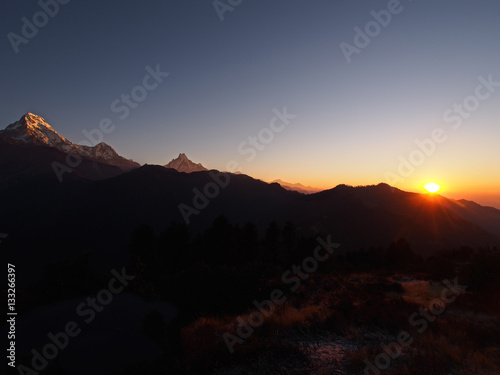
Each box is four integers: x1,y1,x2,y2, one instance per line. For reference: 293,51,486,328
1,0,499,207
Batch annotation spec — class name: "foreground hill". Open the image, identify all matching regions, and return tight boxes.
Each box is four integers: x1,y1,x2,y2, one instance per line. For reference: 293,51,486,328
296,184,499,255
1,163,499,281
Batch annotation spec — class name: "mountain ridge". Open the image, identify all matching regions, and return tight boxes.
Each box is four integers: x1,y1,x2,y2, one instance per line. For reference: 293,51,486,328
0,113,139,171
1,112,499,261
271,179,322,194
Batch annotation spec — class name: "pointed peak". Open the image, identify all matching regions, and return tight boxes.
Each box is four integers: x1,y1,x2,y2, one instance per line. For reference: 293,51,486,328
22,112,42,121
164,153,207,173
1,112,66,148
19,112,54,130
95,141,113,149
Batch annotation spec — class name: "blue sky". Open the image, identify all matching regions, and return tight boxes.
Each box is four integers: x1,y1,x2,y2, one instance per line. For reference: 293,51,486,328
1,0,500,206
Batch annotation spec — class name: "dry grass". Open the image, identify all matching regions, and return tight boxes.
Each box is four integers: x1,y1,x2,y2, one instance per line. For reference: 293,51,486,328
400,279,445,306
343,345,385,374
265,303,325,330
393,330,500,375
179,272,500,375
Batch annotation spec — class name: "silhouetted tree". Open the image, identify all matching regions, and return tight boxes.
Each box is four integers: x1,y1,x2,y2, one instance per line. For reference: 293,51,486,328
385,238,420,271
238,221,259,263
130,224,156,263
282,221,297,265
460,246,500,291
264,221,282,266
195,215,239,264
158,221,191,273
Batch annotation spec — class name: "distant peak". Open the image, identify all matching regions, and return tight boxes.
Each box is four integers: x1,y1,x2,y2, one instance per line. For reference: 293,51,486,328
271,179,322,194
95,142,113,148
164,153,207,173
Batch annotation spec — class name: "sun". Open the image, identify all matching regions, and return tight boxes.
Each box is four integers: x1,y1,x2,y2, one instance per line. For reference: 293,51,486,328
423,182,441,194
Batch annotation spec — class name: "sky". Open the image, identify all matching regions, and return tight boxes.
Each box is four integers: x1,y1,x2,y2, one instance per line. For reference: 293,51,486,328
1,0,499,207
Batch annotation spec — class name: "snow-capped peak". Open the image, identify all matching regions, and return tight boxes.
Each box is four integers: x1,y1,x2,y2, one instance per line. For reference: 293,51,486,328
23,112,56,130
2,112,72,149
164,153,207,173
0,113,140,171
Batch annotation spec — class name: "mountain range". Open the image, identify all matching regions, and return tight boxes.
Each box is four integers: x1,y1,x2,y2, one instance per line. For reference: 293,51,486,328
1,112,499,278
0,113,139,172
0,113,356,194
270,179,322,194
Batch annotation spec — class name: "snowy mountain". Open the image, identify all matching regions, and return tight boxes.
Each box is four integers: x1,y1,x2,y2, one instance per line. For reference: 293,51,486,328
0,113,139,171
164,153,207,173
0,113,74,150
